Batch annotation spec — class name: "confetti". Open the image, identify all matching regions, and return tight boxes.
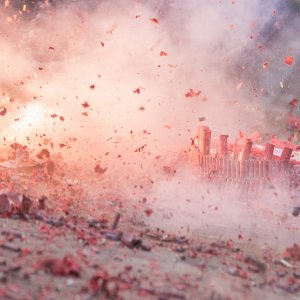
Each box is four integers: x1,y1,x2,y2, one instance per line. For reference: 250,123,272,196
82,102,90,108
284,56,293,65
185,89,201,98
94,164,107,174
150,18,159,24
0,106,7,116
144,208,153,217
160,51,168,56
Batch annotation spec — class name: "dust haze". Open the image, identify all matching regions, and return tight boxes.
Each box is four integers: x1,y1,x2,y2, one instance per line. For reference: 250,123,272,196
0,0,298,250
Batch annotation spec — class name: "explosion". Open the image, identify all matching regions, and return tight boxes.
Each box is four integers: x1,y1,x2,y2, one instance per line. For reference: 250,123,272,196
0,1,299,299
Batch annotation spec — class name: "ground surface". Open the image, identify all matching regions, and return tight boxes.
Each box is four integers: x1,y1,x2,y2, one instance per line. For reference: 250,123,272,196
0,204,299,300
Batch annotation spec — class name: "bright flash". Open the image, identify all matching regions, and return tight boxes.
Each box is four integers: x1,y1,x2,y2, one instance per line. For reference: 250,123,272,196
13,103,45,130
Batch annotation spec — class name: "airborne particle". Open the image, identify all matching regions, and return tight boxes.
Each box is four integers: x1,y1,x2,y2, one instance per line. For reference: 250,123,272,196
284,56,293,65
150,18,159,24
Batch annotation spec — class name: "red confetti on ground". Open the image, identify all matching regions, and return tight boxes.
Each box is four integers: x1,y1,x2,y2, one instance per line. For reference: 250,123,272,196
283,244,300,261
41,255,81,277
0,194,11,213
90,270,109,293
21,248,31,255
262,62,269,69
133,88,140,94
90,84,95,89
289,98,298,108
160,51,168,56
284,56,294,65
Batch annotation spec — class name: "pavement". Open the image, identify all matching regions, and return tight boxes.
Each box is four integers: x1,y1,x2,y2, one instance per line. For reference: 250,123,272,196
0,204,299,300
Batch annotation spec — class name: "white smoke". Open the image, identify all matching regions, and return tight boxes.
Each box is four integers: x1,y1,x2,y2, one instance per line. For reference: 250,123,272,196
0,0,298,248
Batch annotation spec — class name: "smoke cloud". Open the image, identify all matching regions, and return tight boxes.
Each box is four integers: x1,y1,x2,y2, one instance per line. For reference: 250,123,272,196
0,0,298,249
